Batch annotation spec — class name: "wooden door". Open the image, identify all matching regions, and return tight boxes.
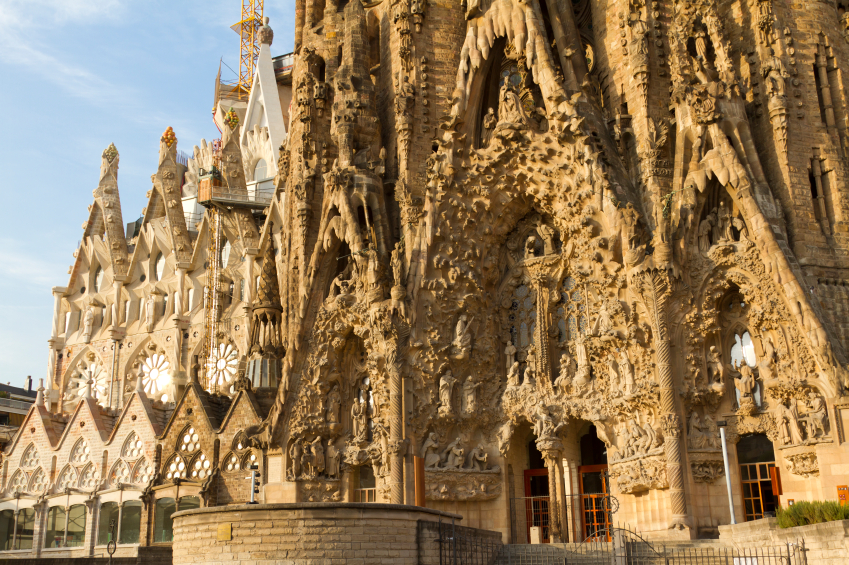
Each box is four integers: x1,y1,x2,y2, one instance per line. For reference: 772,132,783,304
578,464,610,541
523,469,550,543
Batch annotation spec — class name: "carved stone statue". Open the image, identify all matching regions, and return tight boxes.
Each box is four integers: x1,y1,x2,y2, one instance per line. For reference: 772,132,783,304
326,442,340,478
706,346,724,385
806,393,828,438
496,84,530,130
504,340,517,372
421,432,441,469
524,346,537,386
351,400,368,443
698,213,715,253
391,241,405,288
82,305,95,343
461,377,480,415
506,361,520,387
758,337,777,385
554,352,575,391
734,360,755,398
440,437,463,468
290,440,302,479
574,333,591,386
326,385,341,424
594,302,614,336
482,107,496,147
762,47,788,98
467,445,488,471
606,353,620,392
776,401,803,445
618,350,635,394
439,371,457,415
452,315,473,359
145,294,156,331
688,412,707,450
311,436,325,475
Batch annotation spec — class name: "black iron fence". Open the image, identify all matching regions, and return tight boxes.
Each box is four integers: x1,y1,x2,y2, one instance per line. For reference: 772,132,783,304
420,518,503,565
510,494,619,544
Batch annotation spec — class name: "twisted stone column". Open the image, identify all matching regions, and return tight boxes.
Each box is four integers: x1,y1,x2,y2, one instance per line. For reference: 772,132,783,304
389,349,405,504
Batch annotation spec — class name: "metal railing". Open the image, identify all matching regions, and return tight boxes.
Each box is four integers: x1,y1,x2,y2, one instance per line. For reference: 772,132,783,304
0,397,33,411
184,211,204,232
511,494,618,545
428,518,503,565
198,185,275,209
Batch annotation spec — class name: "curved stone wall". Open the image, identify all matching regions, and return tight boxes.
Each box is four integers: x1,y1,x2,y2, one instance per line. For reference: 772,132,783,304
172,502,489,565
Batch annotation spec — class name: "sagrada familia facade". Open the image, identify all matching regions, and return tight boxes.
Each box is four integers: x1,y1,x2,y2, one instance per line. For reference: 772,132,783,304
3,0,849,558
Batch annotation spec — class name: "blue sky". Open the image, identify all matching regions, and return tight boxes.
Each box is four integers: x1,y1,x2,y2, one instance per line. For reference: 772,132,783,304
0,0,295,388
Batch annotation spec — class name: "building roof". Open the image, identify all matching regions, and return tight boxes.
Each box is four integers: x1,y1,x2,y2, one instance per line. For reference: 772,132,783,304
0,383,36,399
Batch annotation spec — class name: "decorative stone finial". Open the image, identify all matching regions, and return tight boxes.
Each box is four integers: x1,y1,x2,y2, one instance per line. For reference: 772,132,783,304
102,143,118,164
136,372,145,394
223,108,239,130
84,379,93,400
160,127,177,148
258,16,273,45
35,379,45,407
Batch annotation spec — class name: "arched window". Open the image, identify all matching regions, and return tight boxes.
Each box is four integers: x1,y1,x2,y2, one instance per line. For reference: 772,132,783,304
119,501,142,544
557,277,586,344
254,159,268,181
155,252,165,281
0,509,14,550
94,266,104,293
153,498,176,543
124,300,131,323
97,502,119,545
354,465,376,503
162,293,169,316
509,284,537,349
730,330,757,368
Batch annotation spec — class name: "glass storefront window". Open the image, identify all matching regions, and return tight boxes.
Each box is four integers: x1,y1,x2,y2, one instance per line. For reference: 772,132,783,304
98,502,119,546
66,505,86,548
14,509,35,550
153,498,176,543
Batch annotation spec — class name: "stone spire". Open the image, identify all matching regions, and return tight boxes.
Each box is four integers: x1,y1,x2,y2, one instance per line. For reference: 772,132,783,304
246,230,283,389
35,379,44,407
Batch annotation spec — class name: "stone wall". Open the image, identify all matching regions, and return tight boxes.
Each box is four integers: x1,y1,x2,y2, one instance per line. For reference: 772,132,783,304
719,517,849,565
0,546,171,565
171,502,501,565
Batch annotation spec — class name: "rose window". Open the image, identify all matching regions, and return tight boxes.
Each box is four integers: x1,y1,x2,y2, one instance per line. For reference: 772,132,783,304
109,463,130,487
21,445,39,468
65,357,109,406
142,354,172,402
191,454,211,480
180,428,199,452
57,467,77,491
70,439,90,464
166,455,186,480
133,460,152,484
80,465,99,489
29,468,47,493
9,471,27,494
207,343,238,392
224,453,241,472
123,434,144,459
557,277,587,343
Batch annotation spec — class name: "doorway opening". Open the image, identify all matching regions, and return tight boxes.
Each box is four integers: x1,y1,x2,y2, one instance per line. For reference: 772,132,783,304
522,440,550,543
577,425,610,541
737,434,778,521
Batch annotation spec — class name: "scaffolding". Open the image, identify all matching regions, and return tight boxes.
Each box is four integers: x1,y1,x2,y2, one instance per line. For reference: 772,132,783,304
229,0,264,99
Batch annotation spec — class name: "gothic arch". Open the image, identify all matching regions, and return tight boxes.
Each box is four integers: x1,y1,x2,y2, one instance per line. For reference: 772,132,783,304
61,348,109,407
55,464,77,493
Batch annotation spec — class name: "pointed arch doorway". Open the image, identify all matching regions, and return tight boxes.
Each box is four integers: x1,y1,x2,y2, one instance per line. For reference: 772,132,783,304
576,426,611,541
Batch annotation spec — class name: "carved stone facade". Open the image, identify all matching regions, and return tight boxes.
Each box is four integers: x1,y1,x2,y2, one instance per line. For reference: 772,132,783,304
6,0,849,552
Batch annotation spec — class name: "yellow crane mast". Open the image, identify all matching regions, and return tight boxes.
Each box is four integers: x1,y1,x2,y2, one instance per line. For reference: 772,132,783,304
231,0,264,97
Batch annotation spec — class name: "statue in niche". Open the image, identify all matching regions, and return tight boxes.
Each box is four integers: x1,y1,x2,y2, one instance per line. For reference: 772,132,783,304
421,433,441,469
482,107,497,147
692,27,718,83
504,340,517,372
351,397,369,443
805,393,829,438
495,84,530,130
391,242,405,288
534,405,565,441
145,294,156,331
461,377,480,416
698,211,716,254
606,353,620,392
644,420,661,450
776,400,803,445
618,350,636,394
703,415,720,449
733,216,750,243
441,437,463,468
574,333,591,386
762,47,788,98
734,360,756,399
82,305,95,343
310,437,326,476
524,346,537,386
524,235,538,259
497,419,514,457
467,445,489,471
328,257,357,300
593,301,615,337
452,314,473,359
438,371,457,416
506,361,521,387
366,246,381,291
758,337,778,385
395,74,415,174
326,442,340,478
706,345,724,385
326,385,341,424
290,440,303,479
688,412,708,450
554,352,576,391
712,202,728,244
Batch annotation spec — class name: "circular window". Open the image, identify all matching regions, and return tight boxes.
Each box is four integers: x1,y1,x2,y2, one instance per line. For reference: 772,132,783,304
139,274,146,282
80,286,86,294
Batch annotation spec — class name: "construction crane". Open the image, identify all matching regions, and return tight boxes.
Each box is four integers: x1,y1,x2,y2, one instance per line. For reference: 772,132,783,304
230,0,264,97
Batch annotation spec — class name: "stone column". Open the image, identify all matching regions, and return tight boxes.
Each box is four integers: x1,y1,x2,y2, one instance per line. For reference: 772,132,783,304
538,438,565,543
642,271,689,529
175,268,186,316
388,346,405,504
